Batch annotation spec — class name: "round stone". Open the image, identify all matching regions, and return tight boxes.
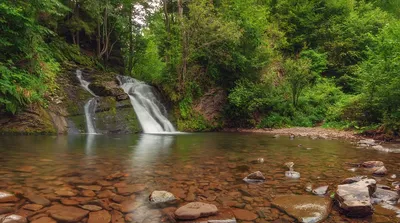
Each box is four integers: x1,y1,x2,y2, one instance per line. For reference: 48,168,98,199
175,202,218,220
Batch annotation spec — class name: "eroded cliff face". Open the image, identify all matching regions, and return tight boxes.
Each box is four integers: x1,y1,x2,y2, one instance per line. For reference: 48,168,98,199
0,65,140,135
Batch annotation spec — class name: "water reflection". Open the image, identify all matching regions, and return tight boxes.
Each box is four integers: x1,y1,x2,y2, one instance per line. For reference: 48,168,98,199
131,134,174,164
84,134,96,155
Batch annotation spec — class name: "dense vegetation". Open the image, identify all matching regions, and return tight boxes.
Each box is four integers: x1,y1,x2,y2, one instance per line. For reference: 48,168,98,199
1,0,400,136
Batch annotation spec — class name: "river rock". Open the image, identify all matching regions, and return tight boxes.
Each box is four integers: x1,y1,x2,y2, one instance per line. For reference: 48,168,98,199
174,202,218,220
117,184,147,195
88,210,111,223
272,195,332,223
1,214,27,223
0,191,19,203
373,166,387,176
335,178,376,217
340,176,366,184
81,205,103,211
372,188,399,205
312,186,329,196
22,204,43,211
362,161,384,168
31,217,57,223
285,171,300,179
243,171,265,183
358,139,376,146
24,194,51,206
55,189,77,197
284,162,294,170
47,205,89,222
149,191,176,204
232,209,258,221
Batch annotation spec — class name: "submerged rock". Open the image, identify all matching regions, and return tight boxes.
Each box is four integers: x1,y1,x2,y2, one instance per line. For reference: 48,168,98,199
285,171,300,179
373,166,388,176
372,188,399,205
232,209,258,221
335,178,376,217
175,202,218,220
87,210,111,223
312,186,329,196
0,191,19,203
243,171,265,183
362,161,384,168
272,195,332,223
47,205,89,222
149,191,176,204
0,214,27,223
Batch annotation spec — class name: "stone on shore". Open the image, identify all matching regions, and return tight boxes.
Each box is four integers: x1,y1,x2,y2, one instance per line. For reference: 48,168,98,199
243,171,265,183
335,178,376,217
272,195,332,223
149,191,176,204
174,202,218,220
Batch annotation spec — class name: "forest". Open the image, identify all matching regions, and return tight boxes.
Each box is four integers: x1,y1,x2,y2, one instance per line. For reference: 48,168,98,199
1,0,400,136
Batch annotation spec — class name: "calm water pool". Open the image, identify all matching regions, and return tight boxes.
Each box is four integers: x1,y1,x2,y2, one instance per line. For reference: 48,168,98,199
0,133,399,222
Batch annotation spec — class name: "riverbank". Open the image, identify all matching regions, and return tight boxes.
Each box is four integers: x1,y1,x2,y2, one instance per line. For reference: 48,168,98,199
223,127,361,141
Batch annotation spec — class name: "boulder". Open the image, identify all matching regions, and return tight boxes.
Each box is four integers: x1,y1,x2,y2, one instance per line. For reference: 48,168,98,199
175,202,218,220
335,178,376,217
243,171,265,183
149,191,176,204
285,171,300,179
272,195,332,223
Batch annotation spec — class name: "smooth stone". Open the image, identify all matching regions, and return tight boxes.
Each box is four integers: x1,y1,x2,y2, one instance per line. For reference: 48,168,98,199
232,209,258,221
372,188,399,205
373,166,388,176
81,190,96,197
47,205,89,222
111,210,124,223
1,214,27,223
55,190,77,197
31,217,57,223
98,190,115,198
362,161,384,168
88,210,111,223
391,174,397,179
121,200,140,213
272,195,332,223
24,194,51,206
0,207,13,214
22,204,43,211
284,162,294,170
77,185,102,191
175,202,218,220
285,171,300,179
117,184,146,195
0,191,19,203
341,176,367,184
149,191,176,204
335,178,376,217
312,186,329,196
81,205,103,211
243,171,265,183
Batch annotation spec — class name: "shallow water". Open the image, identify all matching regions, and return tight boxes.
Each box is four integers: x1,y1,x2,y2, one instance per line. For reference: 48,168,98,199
1,133,399,222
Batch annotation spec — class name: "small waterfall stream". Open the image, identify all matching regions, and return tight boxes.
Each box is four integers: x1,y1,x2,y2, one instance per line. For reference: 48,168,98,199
117,75,176,133
76,70,98,134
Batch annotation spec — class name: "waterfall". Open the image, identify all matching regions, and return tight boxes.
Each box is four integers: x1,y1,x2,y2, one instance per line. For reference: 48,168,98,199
117,75,176,133
76,70,98,134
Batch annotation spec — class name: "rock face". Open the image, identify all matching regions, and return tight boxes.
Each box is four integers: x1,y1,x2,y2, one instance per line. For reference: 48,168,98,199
47,205,89,222
243,171,266,183
149,191,176,204
335,178,376,217
272,195,332,223
174,202,218,220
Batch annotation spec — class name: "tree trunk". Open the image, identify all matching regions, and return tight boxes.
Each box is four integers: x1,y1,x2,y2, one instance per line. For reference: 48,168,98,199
96,20,101,56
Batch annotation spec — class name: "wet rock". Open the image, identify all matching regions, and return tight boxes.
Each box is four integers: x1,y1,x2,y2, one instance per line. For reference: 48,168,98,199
1,214,27,223
312,186,329,196
22,204,43,211
111,210,124,223
232,209,258,221
55,189,77,197
31,217,57,223
391,174,396,179
81,205,103,211
340,176,366,184
285,171,300,179
358,139,376,146
78,185,102,191
372,188,399,205
362,161,384,168
175,202,218,220
24,194,51,206
61,198,80,206
305,183,313,192
47,205,89,222
120,200,140,213
116,184,146,195
98,190,115,199
250,158,264,164
373,166,388,176
243,171,265,183
149,191,176,204
272,195,332,223
88,210,111,223
0,191,19,203
284,162,294,171
335,178,376,217
0,207,13,214
106,172,127,181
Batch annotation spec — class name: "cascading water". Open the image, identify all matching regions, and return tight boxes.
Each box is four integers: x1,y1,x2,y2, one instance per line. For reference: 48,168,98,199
117,75,176,133
76,70,98,134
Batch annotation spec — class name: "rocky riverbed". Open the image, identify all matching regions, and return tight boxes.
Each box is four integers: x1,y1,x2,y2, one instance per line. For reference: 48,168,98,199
0,133,400,222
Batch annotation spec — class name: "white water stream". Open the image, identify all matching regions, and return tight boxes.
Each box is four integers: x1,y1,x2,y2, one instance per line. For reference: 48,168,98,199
76,70,98,134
